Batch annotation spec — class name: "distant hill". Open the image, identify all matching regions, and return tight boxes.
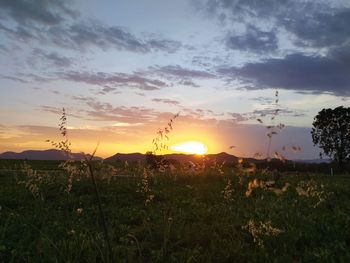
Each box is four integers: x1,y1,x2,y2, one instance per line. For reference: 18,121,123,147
0,149,102,161
292,159,332,164
104,153,146,162
104,152,239,163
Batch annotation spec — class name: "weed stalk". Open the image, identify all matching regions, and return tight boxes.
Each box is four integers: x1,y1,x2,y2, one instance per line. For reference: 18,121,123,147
85,148,113,262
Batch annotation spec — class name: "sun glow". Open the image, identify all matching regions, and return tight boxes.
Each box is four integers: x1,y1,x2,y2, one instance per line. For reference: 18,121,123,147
170,141,208,155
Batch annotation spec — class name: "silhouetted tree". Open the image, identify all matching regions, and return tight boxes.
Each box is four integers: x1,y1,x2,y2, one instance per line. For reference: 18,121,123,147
311,106,350,171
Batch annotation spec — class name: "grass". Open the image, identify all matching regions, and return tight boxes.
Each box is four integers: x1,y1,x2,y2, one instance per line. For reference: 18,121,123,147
1,161,350,262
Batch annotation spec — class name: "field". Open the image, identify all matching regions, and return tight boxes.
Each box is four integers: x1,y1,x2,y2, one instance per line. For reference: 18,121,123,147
1,159,350,263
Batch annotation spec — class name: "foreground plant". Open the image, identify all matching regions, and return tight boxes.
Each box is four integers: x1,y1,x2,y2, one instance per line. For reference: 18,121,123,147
137,168,155,205
137,113,179,205
242,219,284,248
47,108,113,261
296,179,331,208
17,162,54,200
222,178,234,202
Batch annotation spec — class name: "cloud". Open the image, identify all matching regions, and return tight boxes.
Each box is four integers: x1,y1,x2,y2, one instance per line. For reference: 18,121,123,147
48,21,181,53
38,105,63,115
0,44,8,53
152,98,181,106
141,65,216,87
37,105,82,119
201,0,350,52
218,53,350,96
30,48,73,67
179,80,200,87
1,69,170,92
95,86,119,95
0,17,182,54
146,38,182,54
68,96,225,125
0,0,76,25
228,112,248,123
0,23,37,42
0,0,181,54
149,65,216,79
60,71,168,90
69,96,171,123
0,74,28,83
249,96,274,104
283,8,350,48
225,25,278,53
248,108,306,118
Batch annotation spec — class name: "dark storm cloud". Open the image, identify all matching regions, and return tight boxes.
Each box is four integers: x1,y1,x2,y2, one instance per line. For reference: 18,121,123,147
61,71,168,91
0,0,76,25
218,53,350,96
225,25,278,53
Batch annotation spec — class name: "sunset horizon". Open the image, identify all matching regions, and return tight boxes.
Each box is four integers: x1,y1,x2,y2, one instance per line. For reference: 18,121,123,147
1,0,349,159
1,1,350,261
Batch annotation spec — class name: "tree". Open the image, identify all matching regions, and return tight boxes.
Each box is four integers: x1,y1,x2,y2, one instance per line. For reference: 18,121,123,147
311,106,350,171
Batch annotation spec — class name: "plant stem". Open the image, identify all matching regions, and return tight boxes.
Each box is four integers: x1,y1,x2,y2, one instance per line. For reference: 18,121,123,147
87,160,113,261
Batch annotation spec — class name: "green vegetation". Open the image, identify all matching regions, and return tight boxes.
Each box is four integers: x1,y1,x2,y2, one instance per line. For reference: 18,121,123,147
312,106,350,171
1,161,350,263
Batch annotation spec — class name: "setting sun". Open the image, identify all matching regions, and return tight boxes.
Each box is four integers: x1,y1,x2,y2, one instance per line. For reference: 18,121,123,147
170,141,208,155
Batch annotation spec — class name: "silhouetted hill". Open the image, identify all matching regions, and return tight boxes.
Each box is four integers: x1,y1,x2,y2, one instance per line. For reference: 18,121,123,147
292,159,332,164
206,152,238,163
0,149,102,161
104,153,146,162
104,152,239,163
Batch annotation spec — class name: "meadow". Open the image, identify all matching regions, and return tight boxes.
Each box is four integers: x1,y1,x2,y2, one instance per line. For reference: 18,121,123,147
1,159,350,263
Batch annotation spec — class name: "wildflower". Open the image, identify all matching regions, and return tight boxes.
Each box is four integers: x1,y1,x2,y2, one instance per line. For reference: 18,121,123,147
76,208,83,214
137,168,155,205
242,220,284,248
296,180,331,207
222,179,234,202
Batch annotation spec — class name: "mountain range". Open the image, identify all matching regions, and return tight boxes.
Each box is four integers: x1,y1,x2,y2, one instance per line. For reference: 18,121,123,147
0,149,103,161
0,149,330,164
104,151,239,163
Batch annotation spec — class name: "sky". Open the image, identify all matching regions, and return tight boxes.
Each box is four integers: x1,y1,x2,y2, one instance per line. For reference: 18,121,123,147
0,0,349,159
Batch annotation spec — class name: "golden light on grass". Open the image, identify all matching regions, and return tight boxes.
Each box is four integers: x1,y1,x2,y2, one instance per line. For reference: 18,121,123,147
170,141,208,155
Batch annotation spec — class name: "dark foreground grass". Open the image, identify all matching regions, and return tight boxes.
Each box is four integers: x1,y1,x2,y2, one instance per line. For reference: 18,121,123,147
1,165,350,263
